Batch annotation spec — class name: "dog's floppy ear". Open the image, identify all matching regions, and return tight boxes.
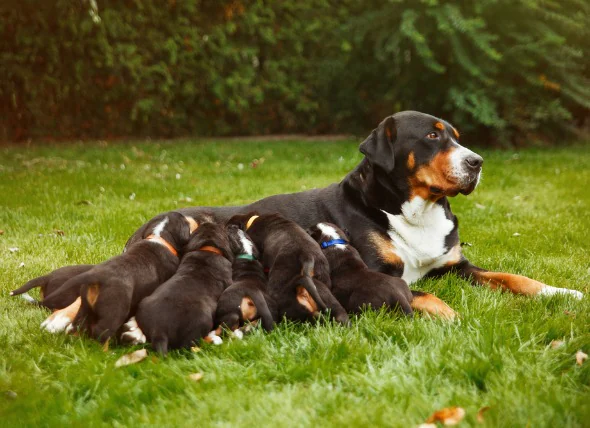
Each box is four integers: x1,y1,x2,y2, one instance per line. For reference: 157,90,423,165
359,115,396,173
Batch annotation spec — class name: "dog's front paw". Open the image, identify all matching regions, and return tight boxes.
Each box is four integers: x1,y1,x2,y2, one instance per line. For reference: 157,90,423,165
40,311,72,333
119,317,147,345
539,285,584,300
205,331,223,345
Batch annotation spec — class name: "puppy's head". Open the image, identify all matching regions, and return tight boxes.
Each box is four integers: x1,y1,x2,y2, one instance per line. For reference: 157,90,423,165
183,222,233,262
226,211,260,231
143,212,197,254
307,222,348,246
226,225,260,259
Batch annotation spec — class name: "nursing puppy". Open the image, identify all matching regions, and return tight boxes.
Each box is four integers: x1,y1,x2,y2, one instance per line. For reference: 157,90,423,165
42,212,194,342
10,264,94,308
215,226,276,334
227,212,349,325
136,222,233,355
308,222,414,315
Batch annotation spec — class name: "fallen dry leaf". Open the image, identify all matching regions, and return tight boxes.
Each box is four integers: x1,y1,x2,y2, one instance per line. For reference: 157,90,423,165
54,229,65,236
190,346,201,353
115,349,148,367
417,424,437,428
425,406,466,426
76,200,93,205
477,406,491,423
475,203,486,209
8,247,19,253
576,350,588,366
0,230,4,235
550,340,565,349
188,373,204,382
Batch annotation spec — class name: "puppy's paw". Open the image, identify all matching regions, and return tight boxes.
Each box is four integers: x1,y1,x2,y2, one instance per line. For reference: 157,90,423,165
119,317,146,345
232,329,244,340
205,331,223,345
40,312,73,333
538,286,583,300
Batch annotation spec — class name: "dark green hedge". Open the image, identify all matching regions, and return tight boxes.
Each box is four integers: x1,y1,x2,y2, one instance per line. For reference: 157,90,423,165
1,0,588,144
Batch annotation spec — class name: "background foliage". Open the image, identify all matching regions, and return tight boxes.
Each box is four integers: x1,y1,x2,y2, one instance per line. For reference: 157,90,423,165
1,0,588,144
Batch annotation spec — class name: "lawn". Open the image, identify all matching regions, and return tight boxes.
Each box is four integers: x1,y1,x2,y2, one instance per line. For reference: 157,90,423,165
1,139,589,427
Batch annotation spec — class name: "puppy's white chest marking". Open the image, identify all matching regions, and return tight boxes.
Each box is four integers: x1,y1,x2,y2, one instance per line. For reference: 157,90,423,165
382,197,455,284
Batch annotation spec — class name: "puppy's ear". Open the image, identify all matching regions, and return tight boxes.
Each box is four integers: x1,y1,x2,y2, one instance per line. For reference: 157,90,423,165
305,225,322,243
359,116,396,174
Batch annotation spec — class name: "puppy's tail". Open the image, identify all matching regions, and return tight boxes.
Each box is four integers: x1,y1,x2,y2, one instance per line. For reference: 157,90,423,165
298,259,327,311
152,335,169,357
42,272,93,310
10,275,49,299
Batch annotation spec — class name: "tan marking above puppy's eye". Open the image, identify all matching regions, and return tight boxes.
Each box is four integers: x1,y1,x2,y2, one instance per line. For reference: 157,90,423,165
434,122,445,130
426,132,438,140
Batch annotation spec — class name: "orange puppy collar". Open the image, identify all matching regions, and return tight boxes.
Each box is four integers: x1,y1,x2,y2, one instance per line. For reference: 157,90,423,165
146,235,178,257
245,215,259,230
199,245,224,256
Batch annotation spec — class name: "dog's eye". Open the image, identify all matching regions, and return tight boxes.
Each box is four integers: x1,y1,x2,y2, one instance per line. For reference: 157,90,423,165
426,132,439,140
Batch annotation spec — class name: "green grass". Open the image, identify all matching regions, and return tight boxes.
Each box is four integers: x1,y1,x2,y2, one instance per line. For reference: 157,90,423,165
1,139,589,427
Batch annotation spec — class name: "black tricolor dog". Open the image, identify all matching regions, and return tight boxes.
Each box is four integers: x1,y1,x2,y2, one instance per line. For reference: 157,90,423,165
11,264,94,308
41,212,194,342
308,222,414,316
215,226,276,333
228,212,349,325
119,111,583,318
136,222,233,355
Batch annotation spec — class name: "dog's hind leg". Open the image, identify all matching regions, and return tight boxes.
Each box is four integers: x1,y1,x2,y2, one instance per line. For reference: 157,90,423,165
314,279,350,326
40,297,82,333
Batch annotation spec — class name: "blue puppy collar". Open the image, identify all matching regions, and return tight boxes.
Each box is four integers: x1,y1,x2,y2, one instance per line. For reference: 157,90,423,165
320,239,348,249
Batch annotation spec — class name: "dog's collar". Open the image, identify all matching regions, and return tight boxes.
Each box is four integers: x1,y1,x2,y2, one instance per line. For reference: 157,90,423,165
146,235,178,257
245,215,259,230
236,253,256,261
320,239,348,249
198,245,224,256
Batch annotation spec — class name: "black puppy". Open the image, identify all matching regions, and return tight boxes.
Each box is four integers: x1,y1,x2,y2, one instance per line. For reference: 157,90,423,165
11,264,93,307
227,212,349,325
215,226,276,335
136,222,234,355
308,222,413,315
42,211,195,342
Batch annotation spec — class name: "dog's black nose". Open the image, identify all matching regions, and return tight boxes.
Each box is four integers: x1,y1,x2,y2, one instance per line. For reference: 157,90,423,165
464,154,483,170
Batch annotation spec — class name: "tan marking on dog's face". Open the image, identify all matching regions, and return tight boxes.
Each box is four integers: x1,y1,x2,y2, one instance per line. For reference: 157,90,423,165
184,216,199,233
452,127,460,139
407,152,415,170
434,122,445,130
411,294,456,320
444,245,463,267
240,296,257,321
86,284,100,309
408,148,459,201
296,286,319,315
472,271,544,295
368,231,403,267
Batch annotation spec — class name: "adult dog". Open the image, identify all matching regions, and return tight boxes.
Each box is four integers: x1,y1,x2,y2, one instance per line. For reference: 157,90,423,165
47,110,582,327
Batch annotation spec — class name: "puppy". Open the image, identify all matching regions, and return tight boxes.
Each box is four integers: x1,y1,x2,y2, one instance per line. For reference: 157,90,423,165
308,222,413,315
136,222,234,355
227,212,349,325
215,226,276,334
42,212,195,342
11,264,93,307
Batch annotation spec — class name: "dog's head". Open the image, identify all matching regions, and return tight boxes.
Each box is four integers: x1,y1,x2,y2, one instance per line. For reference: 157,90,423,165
183,221,233,262
226,224,260,259
142,212,198,254
360,111,483,200
307,222,348,246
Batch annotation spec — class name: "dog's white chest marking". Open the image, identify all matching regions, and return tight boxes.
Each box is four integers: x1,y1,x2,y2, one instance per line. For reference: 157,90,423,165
238,229,254,255
382,197,455,284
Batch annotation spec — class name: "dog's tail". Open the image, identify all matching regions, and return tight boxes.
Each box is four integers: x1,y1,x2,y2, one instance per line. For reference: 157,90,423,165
10,275,49,300
250,292,276,332
298,259,327,311
42,272,93,310
152,335,169,357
